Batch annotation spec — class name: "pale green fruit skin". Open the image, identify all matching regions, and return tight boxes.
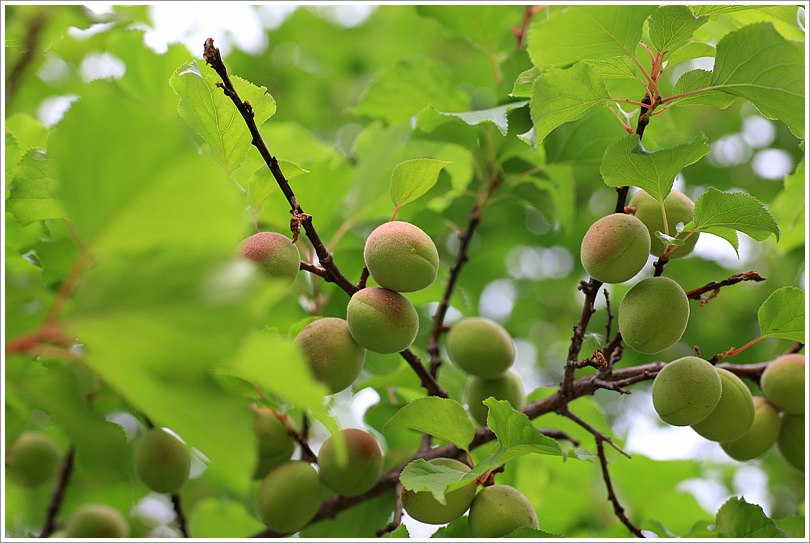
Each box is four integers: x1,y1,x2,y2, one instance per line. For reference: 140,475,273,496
294,317,366,393
257,460,322,533
761,354,805,414
777,414,805,472
652,356,722,426
446,317,516,378
465,371,526,427
630,189,699,258
580,213,650,284
468,485,539,538
364,221,440,293
721,397,782,461
619,277,690,354
401,458,477,525
252,406,296,480
133,428,191,494
66,504,130,538
318,429,384,497
691,368,755,442
5,431,62,488
346,288,419,354
239,232,300,286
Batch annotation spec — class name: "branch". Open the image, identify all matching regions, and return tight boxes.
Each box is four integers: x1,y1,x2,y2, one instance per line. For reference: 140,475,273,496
426,180,498,378
203,38,447,399
561,278,603,396
596,439,644,537
39,446,76,538
375,481,403,537
686,271,767,306
5,8,49,106
202,39,357,296
171,494,189,538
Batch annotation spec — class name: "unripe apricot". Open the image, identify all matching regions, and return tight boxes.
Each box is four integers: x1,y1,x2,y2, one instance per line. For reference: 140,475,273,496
133,428,191,494
5,431,62,488
467,484,539,538
580,213,650,284
777,414,805,472
691,368,755,442
619,277,690,354
446,317,516,378
238,232,300,285
720,397,782,461
294,317,366,394
251,405,296,480
630,189,699,258
760,354,805,414
256,460,322,533
346,288,418,354
401,458,477,525
66,504,130,538
364,221,440,292
652,356,722,426
318,429,383,497
465,371,526,427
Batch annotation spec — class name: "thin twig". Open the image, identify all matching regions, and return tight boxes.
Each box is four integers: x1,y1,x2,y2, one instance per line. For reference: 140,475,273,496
300,261,328,278
375,481,403,537
686,271,766,305
596,439,645,538
39,446,76,538
171,494,189,538
5,8,49,106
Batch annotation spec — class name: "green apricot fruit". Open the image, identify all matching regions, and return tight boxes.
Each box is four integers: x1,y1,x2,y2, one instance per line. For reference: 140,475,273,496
446,317,516,378
294,317,366,393
652,356,722,426
238,231,300,285
251,405,296,480
364,221,440,293
619,277,690,354
346,287,419,354
66,504,130,538
691,368,755,442
760,354,805,414
467,484,539,538
777,414,805,472
401,458,477,525
720,397,782,461
580,213,650,284
5,431,62,488
318,428,384,497
133,428,191,494
465,371,526,427
256,460,322,533
630,189,700,258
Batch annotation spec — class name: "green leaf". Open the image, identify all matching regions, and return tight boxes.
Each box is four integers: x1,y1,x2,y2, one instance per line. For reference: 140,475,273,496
600,133,711,202
188,498,266,538
384,524,410,538
672,70,736,109
390,158,451,208
530,62,611,145
727,5,807,42
417,101,529,137
430,515,472,538
666,42,716,68
769,158,805,254
170,60,277,176
528,5,657,69
710,22,805,138
384,396,475,451
648,6,708,52
544,105,625,169
398,458,478,505
774,515,806,538
585,56,638,80
512,67,539,98
6,149,67,225
503,526,566,538
758,286,805,342
417,5,523,54
5,112,49,153
303,490,396,538
352,56,469,124
5,129,22,182
247,160,309,208
689,5,759,17
691,188,781,251
227,329,345,464
715,496,785,538
484,398,562,462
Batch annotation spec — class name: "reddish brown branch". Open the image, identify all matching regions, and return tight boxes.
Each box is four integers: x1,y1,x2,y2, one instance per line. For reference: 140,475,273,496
596,439,644,537
300,261,328,278
39,446,76,538
686,271,766,306
511,5,547,49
